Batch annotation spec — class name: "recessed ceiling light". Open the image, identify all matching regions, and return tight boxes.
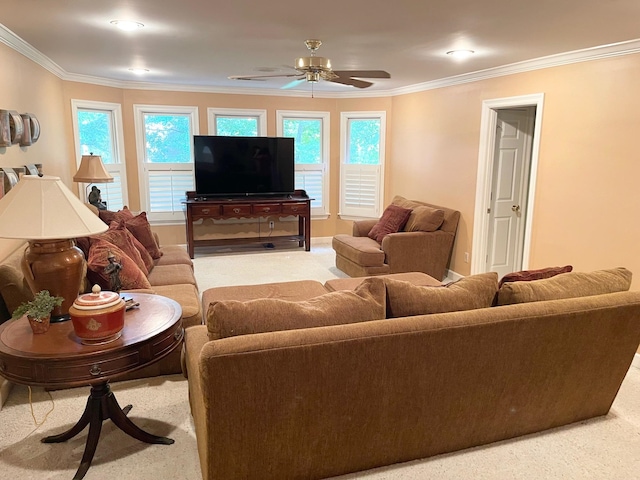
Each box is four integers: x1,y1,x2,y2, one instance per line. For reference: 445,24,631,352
446,49,475,59
128,68,149,75
111,20,144,31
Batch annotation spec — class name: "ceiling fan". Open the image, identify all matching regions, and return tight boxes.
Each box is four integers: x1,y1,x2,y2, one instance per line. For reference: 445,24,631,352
228,39,390,89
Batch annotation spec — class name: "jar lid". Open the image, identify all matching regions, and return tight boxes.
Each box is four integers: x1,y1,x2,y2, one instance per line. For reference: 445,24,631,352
73,285,121,311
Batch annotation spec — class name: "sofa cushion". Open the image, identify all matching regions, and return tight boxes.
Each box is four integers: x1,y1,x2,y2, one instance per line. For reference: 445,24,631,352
384,272,499,318
332,234,385,267
404,205,445,232
154,244,193,268
498,265,573,288
152,284,202,328
86,239,152,291
124,212,163,259
147,264,197,287
368,204,412,243
207,277,386,340
496,267,632,305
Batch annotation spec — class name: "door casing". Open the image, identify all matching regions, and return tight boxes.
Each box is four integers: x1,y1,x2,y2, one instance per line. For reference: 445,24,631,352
471,93,545,275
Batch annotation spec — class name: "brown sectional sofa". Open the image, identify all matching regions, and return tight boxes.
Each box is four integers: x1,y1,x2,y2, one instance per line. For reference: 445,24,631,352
185,268,640,480
0,237,202,379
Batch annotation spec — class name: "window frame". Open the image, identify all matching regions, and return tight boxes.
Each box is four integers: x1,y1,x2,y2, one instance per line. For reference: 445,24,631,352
133,104,199,224
71,99,128,209
276,110,330,219
207,108,267,135
339,111,386,219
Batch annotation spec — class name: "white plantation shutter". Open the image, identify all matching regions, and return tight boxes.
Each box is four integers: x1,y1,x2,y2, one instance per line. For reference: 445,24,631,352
295,167,324,214
147,167,194,220
340,164,381,218
93,169,125,211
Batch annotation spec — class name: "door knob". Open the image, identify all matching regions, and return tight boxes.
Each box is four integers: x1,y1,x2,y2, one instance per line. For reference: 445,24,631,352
511,205,521,212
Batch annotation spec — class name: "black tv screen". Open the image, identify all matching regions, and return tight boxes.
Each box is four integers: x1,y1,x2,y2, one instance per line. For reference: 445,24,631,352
193,136,295,198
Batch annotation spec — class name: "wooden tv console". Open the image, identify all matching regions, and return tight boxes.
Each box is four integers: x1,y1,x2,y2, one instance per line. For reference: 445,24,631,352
184,190,311,258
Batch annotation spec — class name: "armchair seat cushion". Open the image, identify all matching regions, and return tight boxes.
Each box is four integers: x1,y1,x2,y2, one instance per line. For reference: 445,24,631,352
332,234,385,267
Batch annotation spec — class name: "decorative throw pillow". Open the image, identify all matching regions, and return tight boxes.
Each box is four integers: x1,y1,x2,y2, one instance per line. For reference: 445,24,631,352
93,223,150,276
496,267,632,306
98,206,135,225
109,221,154,273
86,239,152,291
498,265,573,288
124,212,163,259
404,205,445,232
207,277,386,340
367,204,412,243
384,272,499,318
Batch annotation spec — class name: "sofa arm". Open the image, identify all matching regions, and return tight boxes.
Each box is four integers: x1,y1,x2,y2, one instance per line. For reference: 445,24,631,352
353,219,379,237
381,230,455,280
182,324,209,379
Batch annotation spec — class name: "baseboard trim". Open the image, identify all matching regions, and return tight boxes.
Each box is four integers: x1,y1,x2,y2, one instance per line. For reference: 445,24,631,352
446,269,464,282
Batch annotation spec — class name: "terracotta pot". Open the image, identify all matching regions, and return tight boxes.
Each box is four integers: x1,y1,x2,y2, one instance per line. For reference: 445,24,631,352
69,285,125,345
28,314,50,334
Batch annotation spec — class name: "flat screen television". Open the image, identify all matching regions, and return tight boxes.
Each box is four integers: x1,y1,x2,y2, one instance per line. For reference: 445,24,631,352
193,135,295,198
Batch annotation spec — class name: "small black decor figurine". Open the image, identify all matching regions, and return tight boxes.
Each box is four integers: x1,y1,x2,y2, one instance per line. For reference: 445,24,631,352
104,252,122,292
88,185,107,210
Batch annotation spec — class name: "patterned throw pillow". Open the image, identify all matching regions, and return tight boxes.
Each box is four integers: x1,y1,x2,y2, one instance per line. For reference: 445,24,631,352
86,239,152,291
498,265,573,288
92,223,150,275
98,206,135,225
368,204,412,243
124,212,163,259
109,221,154,273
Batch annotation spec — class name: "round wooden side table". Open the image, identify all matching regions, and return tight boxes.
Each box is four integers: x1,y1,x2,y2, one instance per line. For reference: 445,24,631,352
0,293,183,480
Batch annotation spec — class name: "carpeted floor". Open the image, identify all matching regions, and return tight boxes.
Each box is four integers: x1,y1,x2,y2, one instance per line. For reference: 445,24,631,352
1,240,639,479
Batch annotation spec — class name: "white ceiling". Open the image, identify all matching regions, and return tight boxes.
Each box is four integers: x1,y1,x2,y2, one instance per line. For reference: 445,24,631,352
2,0,640,95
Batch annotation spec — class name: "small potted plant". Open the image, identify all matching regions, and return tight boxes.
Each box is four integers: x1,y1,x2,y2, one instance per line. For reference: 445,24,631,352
12,290,64,334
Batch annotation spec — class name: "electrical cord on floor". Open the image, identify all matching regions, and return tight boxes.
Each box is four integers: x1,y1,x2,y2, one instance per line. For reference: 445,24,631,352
27,385,55,428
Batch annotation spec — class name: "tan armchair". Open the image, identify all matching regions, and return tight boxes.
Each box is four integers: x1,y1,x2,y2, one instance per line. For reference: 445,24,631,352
333,197,460,280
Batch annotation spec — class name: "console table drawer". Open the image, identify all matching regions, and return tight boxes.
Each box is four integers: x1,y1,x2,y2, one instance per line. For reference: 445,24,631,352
252,204,282,215
281,202,308,215
223,204,252,216
192,205,221,217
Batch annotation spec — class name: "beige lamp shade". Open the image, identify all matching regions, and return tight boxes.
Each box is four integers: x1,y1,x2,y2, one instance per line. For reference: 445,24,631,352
73,154,114,183
0,175,108,240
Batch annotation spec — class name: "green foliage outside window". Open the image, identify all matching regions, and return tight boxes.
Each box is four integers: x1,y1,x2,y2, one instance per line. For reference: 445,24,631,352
77,110,114,163
144,114,192,163
348,119,381,165
216,117,258,136
283,118,321,165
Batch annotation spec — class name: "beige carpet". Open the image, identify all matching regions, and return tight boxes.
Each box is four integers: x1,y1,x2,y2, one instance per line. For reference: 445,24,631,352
1,240,639,479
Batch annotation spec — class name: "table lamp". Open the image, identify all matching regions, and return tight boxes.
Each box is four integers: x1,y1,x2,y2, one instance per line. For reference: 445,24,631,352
0,175,108,322
73,154,113,209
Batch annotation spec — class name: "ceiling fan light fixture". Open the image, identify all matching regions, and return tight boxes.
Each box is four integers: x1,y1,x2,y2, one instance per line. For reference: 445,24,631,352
305,72,320,83
110,20,144,31
446,49,475,59
295,56,332,73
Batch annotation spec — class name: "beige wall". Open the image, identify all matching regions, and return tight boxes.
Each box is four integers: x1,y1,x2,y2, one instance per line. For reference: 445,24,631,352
3,41,640,293
390,53,640,289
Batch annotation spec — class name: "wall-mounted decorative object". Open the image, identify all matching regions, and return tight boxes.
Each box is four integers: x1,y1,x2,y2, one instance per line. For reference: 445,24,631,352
8,110,23,145
24,163,43,176
0,110,11,147
0,167,25,193
20,113,40,146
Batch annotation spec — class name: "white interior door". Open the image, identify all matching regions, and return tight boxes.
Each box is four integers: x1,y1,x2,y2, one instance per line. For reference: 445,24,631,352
486,108,535,277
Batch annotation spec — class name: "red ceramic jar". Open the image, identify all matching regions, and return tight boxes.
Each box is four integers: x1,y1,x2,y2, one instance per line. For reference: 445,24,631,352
69,285,126,345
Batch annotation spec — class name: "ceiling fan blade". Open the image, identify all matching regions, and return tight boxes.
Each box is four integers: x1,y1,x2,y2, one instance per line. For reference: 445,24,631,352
333,70,391,79
329,77,374,89
281,78,306,89
228,73,302,80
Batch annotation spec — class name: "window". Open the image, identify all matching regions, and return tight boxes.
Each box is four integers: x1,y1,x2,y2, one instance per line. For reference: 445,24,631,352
133,105,199,223
71,100,127,210
277,111,330,218
339,112,386,219
207,108,267,136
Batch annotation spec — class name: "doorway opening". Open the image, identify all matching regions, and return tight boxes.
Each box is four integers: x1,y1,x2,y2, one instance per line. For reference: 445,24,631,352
471,94,545,275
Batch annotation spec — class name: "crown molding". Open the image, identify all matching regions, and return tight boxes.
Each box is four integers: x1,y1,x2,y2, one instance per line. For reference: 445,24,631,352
2,22,640,98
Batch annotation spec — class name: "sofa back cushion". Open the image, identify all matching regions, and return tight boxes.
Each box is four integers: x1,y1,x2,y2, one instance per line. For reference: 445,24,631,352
496,267,632,305
207,277,386,340
403,205,445,232
391,195,460,234
384,272,499,318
